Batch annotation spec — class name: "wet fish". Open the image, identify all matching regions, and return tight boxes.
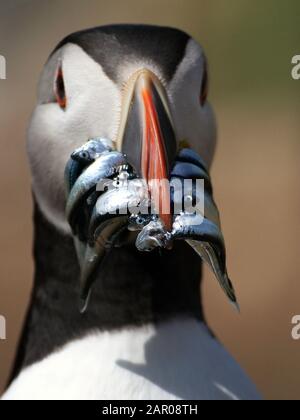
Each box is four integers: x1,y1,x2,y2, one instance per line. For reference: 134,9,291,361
136,219,170,252
171,214,239,310
71,138,113,164
88,177,150,243
64,138,113,195
66,151,126,233
79,216,128,312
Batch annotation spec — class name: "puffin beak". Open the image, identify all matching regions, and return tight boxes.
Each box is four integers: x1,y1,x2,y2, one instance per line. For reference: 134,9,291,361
116,70,177,231
64,70,238,312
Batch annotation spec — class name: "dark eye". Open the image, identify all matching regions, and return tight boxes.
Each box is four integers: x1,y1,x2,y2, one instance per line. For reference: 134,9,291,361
54,65,67,110
200,59,208,106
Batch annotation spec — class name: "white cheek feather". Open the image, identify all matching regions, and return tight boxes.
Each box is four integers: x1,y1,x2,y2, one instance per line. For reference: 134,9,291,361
27,40,217,232
2,318,260,401
27,45,121,233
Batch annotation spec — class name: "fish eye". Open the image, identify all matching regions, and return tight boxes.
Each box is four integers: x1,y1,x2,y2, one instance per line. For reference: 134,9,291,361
200,59,208,106
80,151,90,160
54,65,67,110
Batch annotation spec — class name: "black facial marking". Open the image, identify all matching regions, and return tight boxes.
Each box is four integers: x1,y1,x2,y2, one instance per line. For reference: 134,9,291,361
52,24,190,83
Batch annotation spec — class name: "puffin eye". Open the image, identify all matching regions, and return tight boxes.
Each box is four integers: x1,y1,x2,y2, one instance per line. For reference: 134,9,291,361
200,60,208,106
54,65,67,110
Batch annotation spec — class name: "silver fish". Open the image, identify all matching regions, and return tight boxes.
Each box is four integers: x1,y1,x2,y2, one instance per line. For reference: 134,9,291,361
65,138,113,195
66,151,126,232
171,213,239,311
71,138,113,164
79,216,128,312
136,219,170,252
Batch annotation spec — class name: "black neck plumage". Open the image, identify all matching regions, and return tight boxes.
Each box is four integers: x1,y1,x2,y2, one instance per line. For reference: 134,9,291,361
9,202,204,384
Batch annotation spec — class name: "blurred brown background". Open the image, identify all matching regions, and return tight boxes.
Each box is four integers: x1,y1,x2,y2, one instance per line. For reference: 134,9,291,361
0,0,299,400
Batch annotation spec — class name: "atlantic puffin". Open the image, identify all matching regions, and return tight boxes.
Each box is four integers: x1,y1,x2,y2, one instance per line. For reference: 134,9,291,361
2,24,260,400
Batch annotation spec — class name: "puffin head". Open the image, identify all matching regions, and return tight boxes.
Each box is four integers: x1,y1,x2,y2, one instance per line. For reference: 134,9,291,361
27,24,216,234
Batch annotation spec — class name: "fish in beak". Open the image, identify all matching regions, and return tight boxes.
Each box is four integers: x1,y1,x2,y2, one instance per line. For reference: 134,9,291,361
64,69,238,312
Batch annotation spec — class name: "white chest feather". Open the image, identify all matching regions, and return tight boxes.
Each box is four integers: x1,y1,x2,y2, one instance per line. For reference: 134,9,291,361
2,319,260,400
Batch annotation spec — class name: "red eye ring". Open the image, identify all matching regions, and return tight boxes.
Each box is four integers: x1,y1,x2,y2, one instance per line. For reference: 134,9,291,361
54,65,67,110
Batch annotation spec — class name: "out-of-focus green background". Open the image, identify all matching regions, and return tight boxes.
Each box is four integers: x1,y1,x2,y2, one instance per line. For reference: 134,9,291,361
0,0,299,400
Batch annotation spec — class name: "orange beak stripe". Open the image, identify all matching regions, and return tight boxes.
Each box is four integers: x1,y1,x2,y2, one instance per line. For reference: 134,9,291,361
141,87,172,231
